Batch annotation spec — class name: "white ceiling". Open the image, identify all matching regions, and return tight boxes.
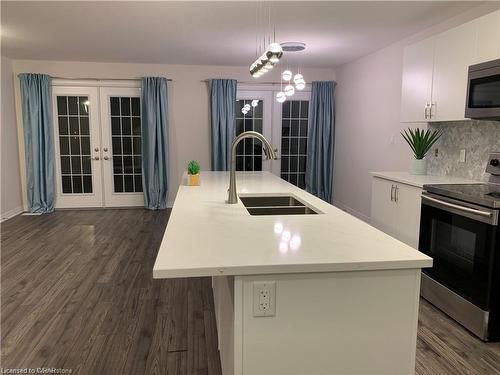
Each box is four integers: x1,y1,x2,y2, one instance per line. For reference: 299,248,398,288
1,1,483,68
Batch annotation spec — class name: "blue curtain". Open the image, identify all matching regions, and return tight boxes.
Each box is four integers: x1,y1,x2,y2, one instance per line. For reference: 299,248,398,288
306,81,337,203
19,73,55,213
208,79,237,171
141,77,169,210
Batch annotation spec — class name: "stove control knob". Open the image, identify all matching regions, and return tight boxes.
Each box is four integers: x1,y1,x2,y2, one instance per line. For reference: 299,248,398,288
490,159,499,167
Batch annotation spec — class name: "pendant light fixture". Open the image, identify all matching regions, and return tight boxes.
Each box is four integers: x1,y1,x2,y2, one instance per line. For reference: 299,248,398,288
276,42,307,103
250,2,283,78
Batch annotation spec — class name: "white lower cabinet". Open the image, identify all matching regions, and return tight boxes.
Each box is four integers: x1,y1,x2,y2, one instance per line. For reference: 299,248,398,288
371,177,422,248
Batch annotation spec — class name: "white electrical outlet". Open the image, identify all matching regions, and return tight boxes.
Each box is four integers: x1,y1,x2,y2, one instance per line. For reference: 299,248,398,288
253,281,276,317
459,149,466,163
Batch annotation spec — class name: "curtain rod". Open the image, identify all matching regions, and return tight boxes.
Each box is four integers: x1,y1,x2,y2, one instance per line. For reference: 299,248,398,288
50,76,172,81
201,79,283,84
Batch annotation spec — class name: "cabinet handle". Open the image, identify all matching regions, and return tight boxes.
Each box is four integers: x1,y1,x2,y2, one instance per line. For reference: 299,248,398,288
424,103,430,119
390,185,395,202
430,102,436,119
395,185,399,202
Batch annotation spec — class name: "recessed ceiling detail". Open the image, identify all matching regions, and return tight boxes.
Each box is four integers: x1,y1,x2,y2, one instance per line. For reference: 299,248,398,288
281,42,306,52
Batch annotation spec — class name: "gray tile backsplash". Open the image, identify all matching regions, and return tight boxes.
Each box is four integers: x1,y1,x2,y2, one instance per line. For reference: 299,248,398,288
427,120,500,181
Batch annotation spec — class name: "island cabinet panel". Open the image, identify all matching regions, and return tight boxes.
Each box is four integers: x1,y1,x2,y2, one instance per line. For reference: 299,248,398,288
212,276,235,375
229,270,422,375
370,177,422,248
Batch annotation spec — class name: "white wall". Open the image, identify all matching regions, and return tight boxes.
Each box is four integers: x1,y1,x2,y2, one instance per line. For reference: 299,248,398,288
12,60,335,206
1,56,23,220
332,3,500,221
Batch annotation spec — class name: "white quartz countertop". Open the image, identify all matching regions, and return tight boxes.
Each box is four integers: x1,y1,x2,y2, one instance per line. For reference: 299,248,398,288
371,171,482,188
153,172,432,278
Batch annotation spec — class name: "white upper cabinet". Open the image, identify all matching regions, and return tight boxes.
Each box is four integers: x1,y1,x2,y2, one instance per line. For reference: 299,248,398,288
400,37,435,123
400,10,500,123
432,21,476,122
475,10,500,63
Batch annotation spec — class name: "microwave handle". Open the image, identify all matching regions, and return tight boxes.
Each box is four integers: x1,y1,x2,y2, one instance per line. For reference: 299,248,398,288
422,195,492,218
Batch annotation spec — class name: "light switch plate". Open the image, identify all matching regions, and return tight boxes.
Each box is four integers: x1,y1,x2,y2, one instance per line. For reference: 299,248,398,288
253,281,276,317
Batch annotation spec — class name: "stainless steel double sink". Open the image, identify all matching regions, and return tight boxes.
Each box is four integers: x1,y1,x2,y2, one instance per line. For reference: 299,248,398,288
239,195,320,216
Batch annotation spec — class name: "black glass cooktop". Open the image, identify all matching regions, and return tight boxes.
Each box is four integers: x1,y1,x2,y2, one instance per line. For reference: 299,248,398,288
424,183,500,209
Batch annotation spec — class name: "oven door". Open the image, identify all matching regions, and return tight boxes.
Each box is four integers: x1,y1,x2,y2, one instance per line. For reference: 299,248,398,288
419,193,498,310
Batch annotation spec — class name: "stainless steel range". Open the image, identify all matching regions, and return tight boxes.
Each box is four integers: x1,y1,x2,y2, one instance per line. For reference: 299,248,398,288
419,152,500,341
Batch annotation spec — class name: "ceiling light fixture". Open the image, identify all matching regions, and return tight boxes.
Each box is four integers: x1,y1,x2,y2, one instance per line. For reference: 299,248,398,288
250,3,283,78
276,43,307,103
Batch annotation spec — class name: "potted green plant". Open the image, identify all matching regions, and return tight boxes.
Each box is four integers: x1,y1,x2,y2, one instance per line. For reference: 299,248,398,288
401,128,442,175
187,160,200,186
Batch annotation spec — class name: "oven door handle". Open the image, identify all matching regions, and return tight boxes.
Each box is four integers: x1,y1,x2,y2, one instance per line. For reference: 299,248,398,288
422,195,492,218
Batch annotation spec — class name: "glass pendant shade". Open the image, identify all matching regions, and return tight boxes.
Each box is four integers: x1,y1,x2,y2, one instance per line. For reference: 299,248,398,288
251,100,259,107
276,91,286,103
295,79,306,90
293,73,303,84
268,42,283,54
284,84,295,97
282,70,292,81
269,54,280,63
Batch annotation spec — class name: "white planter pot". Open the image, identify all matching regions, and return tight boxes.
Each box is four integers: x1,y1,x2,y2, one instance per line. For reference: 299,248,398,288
410,159,427,175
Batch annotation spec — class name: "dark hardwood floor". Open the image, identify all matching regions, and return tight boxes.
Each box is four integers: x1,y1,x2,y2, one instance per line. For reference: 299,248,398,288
2,209,500,375
1,209,221,375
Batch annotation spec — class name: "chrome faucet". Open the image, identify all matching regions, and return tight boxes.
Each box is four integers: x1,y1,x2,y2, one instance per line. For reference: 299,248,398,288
228,131,277,204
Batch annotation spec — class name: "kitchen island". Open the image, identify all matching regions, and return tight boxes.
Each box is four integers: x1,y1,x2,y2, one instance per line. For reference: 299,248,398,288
153,171,432,375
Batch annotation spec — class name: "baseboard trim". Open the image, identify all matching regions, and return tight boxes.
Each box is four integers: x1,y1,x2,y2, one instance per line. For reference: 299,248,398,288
1,206,24,222
331,200,370,224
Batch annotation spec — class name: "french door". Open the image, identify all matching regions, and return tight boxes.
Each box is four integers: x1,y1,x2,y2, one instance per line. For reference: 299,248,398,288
235,87,310,190
235,90,273,172
52,85,144,208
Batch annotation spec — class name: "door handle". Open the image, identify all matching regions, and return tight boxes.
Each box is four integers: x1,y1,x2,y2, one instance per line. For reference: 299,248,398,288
424,103,430,119
422,195,492,218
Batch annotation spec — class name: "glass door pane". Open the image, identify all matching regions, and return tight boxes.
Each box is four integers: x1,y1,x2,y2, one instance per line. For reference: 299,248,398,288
52,86,103,208
235,99,264,171
56,95,92,194
109,96,143,193
100,87,144,207
279,99,309,189
234,90,274,172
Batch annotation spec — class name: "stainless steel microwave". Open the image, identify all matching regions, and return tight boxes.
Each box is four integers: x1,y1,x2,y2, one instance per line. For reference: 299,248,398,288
465,58,500,120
